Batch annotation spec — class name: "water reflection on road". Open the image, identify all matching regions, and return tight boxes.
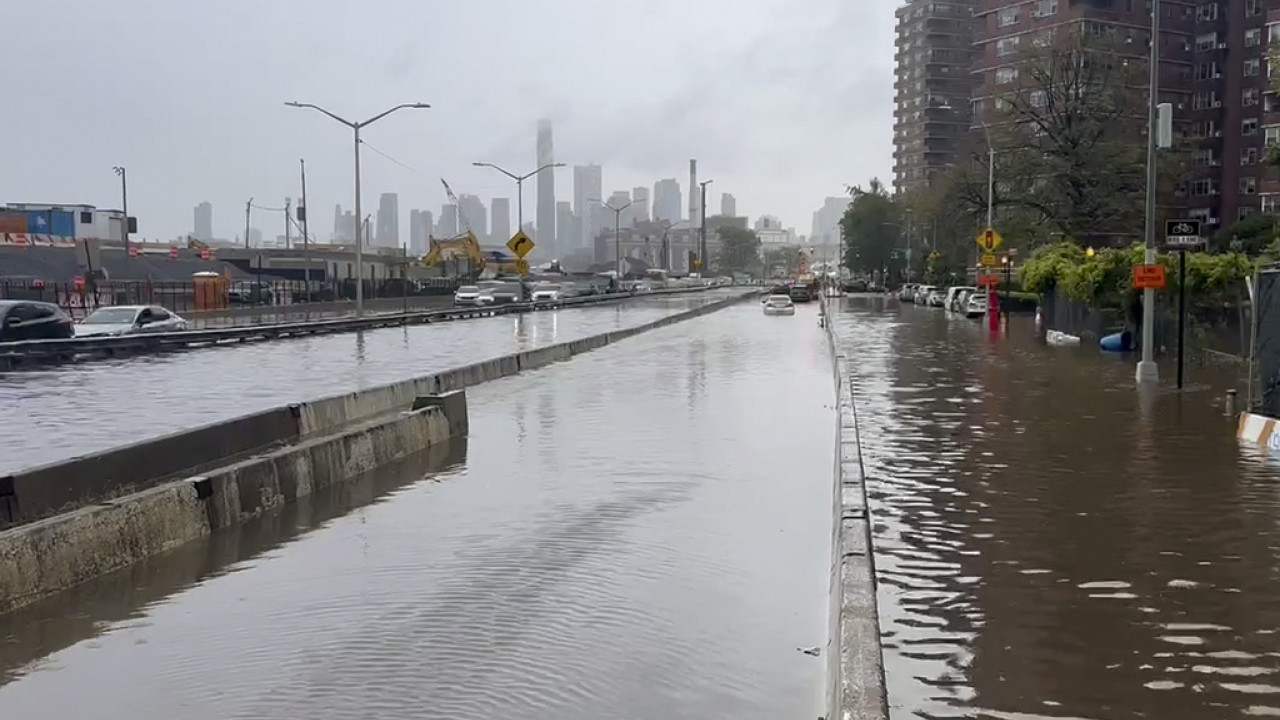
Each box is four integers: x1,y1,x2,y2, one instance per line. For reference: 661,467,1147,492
0,291,736,473
835,294,1280,720
0,300,834,720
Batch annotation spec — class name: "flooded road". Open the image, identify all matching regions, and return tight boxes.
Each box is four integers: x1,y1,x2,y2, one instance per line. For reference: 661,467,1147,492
0,300,835,719
835,295,1280,720
0,290,737,474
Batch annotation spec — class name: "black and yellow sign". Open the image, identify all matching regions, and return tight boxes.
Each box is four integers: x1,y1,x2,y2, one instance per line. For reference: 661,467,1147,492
976,227,1003,252
515,258,530,275
981,251,998,267
507,230,535,259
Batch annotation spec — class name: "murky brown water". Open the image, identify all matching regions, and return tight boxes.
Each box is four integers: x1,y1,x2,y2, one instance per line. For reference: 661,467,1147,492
835,295,1280,720
0,300,834,719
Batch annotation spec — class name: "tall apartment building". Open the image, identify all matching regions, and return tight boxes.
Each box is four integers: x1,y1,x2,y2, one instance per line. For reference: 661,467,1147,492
536,119,556,253
631,186,651,223
375,193,399,247
193,202,213,241
893,0,982,194
653,178,683,224
721,193,737,217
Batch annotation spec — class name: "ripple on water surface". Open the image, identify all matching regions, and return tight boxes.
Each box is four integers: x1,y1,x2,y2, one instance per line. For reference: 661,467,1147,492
0,301,834,720
835,296,1280,720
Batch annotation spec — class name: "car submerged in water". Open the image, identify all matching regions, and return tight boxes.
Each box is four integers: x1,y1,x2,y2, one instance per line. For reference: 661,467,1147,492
762,294,796,316
74,305,188,337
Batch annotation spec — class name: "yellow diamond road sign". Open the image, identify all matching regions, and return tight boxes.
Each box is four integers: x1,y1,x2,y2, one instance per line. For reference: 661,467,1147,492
507,231,535,259
981,251,998,267
976,227,1003,252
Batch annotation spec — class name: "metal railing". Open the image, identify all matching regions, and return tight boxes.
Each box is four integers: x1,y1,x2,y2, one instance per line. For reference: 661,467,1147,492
0,284,721,371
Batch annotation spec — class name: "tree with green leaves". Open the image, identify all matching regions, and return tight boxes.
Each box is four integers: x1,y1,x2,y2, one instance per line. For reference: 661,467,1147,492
763,246,800,278
840,179,900,277
715,226,761,275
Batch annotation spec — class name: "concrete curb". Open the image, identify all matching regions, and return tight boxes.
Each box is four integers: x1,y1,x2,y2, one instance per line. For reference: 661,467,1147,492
820,295,889,720
0,289,755,615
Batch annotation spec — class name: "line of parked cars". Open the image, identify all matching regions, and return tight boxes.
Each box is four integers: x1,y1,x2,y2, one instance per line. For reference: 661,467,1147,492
0,300,190,342
898,283,988,319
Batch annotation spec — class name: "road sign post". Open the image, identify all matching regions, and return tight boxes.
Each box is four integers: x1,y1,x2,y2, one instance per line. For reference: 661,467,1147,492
1164,219,1202,390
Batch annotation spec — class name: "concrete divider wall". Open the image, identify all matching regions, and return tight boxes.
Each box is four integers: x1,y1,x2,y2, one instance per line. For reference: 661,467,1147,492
0,394,465,615
0,406,301,528
820,296,889,720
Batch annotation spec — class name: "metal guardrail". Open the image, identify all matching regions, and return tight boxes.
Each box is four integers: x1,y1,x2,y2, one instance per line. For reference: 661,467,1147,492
0,285,724,371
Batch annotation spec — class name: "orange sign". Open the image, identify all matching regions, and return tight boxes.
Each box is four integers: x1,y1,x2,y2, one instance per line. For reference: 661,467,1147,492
977,274,1000,288
1132,264,1166,290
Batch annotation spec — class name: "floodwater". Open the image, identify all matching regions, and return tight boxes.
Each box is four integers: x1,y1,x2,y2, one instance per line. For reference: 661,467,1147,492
835,295,1280,720
0,300,835,720
0,289,739,474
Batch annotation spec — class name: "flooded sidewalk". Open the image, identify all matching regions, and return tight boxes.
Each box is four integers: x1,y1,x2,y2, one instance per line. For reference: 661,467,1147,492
834,295,1280,720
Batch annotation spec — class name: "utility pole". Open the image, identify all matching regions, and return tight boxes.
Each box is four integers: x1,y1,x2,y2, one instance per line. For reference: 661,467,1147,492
112,166,129,255
300,159,311,299
699,179,713,274
1136,0,1162,383
244,198,252,249
472,161,565,239
285,198,292,250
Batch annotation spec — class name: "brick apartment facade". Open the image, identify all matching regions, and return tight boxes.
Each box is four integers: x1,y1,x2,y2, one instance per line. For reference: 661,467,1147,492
893,0,1280,235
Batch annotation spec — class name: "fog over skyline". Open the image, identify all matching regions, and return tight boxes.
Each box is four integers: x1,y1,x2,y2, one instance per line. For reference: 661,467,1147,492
2,0,895,242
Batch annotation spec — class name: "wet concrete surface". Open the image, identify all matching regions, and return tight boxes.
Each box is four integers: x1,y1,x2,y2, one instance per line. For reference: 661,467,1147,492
0,290,738,474
835,294,1280,720
0,300,834,719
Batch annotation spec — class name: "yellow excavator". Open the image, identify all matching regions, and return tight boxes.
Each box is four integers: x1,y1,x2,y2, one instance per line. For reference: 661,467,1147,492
422,232,523,276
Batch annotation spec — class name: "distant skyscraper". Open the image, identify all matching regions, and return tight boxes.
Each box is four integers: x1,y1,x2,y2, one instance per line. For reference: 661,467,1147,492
631,187,650,225
536,119,556,254
375,193,399,247
457,194,488,241
491,198,511,243
438,203,458,238
333,209,356,243
606,190,632,228
573,164,603,249
653,178,682,224
193,202,213,241
555,201,576,257
409,209,431,255
721,193,737,217
333,204,345,241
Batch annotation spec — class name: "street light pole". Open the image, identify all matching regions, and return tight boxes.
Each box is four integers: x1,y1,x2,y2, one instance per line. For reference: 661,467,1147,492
592,198,636,281
472,161,565,238
286,101,430,317
1136,0,1162,383
112,166,129,254
699,179,713,273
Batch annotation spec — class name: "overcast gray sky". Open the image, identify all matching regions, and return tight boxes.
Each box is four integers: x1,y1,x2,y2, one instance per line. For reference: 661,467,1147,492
2,0,895,243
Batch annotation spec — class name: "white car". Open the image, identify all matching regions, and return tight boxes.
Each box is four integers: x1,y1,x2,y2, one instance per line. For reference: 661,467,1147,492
762,294,796,316
453,285,494,307
75,305,188,337
965,292,989,318
530,283,563,303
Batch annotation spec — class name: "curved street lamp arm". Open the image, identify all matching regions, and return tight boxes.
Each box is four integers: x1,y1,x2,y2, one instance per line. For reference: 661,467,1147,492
361,102,431,128
284,101,355,128
474,162,521,182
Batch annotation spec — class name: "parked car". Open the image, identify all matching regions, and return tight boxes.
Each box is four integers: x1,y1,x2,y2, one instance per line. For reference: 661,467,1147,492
946,286,977,313
74,305,188,337
228,282,274,305
965,292,989,318
914,285,936,304
0,300,75,342
453,285,494,307
927,289,946,307
762,294,796,316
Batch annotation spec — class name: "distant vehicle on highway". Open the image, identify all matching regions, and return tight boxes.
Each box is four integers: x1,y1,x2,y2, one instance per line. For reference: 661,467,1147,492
228,282,274,306
530,282,563,303
488,281,524,305
453,285,495,307
0,300,75,342
762,294,796,316
74,305,188,338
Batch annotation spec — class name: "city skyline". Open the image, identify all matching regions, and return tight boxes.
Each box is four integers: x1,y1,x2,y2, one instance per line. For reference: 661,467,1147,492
0,1,893,245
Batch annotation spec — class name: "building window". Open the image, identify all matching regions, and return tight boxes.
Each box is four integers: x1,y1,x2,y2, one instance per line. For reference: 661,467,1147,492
1246,0,1262,17
1245,58,1261,77
1197,3,1218,22
1193,148,1216,167
1244,88,1261,107
998,7,1019,26
1263,194,1280,213
1033,0,1058,17
1191,179,1215,196
1244,118,1260,136
1242,177,1258,194
1033,28,1056,47
995,96,1013,112
1196,63,1221,80
1196,33,1218,51
1243,146,1260,165
1030,89,1048,108
996,36,1020,56
1241,206,1257,222
1270,24,1280,43
996,67,1019,84
1266,126,1280,146
1245,28,1262,47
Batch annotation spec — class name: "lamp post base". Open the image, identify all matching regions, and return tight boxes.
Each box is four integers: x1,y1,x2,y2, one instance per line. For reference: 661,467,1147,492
1135,359,1159,383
